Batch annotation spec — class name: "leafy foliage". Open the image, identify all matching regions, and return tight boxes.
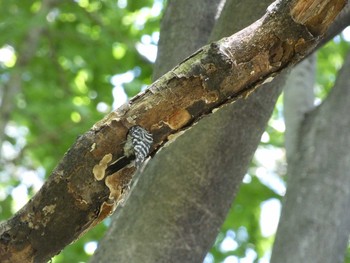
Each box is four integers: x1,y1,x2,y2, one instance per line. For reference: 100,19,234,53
1,0,160,261
316,34,350,98
1,1,349,262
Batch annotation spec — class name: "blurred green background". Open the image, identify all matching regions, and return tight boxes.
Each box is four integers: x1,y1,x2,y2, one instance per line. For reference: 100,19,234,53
0,1,349,262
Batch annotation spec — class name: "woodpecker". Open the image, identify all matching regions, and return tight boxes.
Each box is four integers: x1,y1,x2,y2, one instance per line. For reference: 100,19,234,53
124,125,153,168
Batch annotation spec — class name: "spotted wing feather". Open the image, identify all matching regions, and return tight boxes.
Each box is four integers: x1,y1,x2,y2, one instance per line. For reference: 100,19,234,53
126,126,153,168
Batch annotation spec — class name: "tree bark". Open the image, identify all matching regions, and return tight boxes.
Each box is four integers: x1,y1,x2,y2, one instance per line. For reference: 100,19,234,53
153,0,226,80
91,0,280,262
271,33,350,263
283,54,316,161
0,0,346,262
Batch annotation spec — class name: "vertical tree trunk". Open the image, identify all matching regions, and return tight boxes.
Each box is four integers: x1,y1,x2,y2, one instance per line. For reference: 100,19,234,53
90,0,223,261
283,55,316,161
91,0,285,262
0,0,349,262
153,0,226,79
271,51,350,263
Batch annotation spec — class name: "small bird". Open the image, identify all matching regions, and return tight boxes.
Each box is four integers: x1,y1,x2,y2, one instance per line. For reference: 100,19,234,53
124,125,153,169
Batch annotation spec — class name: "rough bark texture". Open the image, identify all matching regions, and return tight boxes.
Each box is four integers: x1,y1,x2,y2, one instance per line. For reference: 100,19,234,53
0,0,346,262
271,51,350,263
89,80,286,263
92,0,350,262
323,2,350,42
91,1,279,261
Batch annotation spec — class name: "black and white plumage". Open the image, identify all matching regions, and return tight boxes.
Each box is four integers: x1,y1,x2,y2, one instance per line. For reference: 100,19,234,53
124,125,153,168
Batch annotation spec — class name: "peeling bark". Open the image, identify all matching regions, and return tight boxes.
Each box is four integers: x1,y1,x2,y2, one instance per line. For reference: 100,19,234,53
0,0,346,262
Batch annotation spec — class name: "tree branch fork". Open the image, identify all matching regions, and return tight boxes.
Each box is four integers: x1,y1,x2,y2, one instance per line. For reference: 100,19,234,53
0,0,346,262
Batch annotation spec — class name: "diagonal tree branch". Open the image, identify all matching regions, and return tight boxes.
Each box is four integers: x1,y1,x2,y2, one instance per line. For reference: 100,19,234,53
93,1,350,262
90,0,281,262
91,0,229,261
153,0,226,79
271,47,350,263
0,0,346,262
